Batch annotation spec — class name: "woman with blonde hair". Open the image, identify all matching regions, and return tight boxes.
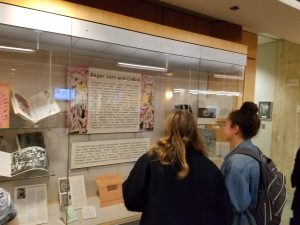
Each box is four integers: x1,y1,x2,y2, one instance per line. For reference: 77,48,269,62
123,110,233,225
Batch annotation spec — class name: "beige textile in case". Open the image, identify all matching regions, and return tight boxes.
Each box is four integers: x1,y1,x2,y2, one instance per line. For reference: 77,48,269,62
96,174,124,207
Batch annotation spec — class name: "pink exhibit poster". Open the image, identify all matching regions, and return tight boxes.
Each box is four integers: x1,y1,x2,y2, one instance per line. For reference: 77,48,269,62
68,65,89,133
139,75,155,131
0,83,10,128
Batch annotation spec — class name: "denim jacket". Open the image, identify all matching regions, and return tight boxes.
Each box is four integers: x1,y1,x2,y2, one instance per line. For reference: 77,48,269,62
221,140,260,225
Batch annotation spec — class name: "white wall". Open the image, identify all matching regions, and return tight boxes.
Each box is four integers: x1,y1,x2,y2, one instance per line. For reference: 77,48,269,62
252,41,277,157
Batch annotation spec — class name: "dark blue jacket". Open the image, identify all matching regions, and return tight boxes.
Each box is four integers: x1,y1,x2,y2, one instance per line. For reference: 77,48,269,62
123,147,233,225
292,148,300,214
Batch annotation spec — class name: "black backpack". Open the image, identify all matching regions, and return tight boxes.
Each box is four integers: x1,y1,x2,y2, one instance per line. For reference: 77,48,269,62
233,147,287,225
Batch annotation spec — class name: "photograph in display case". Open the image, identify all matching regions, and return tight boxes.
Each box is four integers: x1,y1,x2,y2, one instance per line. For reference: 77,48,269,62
174,104,193,113
59,193,72,207
197,107,217,124
258,101,272,121
198,108,216,118
57,175,87,209
59,178,70,193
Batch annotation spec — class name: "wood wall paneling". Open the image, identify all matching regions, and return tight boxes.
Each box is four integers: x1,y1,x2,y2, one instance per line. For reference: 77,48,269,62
163,8,211,35
0,0,248,54
241,31,258,59
243,59,256,102
67,0,239,41
67,0,164,24
211,20,242,42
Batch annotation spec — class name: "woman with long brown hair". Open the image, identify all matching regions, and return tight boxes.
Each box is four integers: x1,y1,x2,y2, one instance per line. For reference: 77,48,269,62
123,110,233,225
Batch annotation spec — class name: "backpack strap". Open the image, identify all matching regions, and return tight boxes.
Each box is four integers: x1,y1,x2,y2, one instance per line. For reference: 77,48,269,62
231,146,261,162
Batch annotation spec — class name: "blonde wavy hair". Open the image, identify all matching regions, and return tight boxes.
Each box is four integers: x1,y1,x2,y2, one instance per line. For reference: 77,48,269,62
149,110,207,179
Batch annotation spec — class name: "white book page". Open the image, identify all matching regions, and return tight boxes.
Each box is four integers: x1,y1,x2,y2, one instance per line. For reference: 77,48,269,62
69,175,87,209
0,151,11,177
28,91,60,123
82,206,97,219
14,184,48,225
11,91,34,123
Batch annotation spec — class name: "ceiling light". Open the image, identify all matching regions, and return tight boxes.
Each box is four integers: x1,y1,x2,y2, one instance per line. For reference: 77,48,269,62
187,89,240,97
117,62,168,72
230,5,240,11
165,72,173,76
11,68,16,71
0,45,35,52
278,0,300,10
165,91,173,99
214,74,244,80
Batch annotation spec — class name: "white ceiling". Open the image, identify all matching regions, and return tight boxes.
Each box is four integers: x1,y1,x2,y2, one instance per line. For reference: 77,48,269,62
159,0,300,45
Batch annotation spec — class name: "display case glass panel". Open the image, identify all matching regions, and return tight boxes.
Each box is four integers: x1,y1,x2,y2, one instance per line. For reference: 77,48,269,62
0,21,245,224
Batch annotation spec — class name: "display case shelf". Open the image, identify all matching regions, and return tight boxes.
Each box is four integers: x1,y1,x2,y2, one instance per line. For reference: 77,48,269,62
6,113,67,130
0,166,55,183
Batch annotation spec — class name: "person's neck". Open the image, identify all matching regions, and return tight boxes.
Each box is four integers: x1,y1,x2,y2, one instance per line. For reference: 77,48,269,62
230,136,245,149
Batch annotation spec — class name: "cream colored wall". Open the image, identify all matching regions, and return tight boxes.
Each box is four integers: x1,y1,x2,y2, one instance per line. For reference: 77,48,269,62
254,39,300,194
253,42,277,157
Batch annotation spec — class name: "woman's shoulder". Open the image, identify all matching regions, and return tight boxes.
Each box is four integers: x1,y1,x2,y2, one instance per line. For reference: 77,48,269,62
188,148,220,171
226,153,259,172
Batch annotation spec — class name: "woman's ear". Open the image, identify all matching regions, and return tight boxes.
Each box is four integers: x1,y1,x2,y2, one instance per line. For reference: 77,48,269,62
232,124,240,134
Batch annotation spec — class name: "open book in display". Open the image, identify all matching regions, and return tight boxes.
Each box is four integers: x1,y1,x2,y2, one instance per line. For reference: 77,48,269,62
0,146,48,177
11,90,61,124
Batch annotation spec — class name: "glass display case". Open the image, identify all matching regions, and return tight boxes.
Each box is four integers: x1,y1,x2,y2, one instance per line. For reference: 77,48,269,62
0,10,246,225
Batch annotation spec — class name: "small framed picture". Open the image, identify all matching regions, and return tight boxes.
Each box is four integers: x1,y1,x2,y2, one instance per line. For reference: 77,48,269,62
58,178,70,193
258,101,272,121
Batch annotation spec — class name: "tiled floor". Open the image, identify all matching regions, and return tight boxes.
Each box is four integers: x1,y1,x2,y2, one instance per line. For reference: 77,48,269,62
281,194,293,225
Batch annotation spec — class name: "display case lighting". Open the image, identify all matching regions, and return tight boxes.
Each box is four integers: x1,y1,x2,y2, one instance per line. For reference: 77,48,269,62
278,0,300,10
214,74,244,80
0,45,35,52
187,89,240,96
173,89,184,93
117,62,168,72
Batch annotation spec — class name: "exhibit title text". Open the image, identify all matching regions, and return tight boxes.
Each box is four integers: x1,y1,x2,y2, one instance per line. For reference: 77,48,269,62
89,72,140,82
